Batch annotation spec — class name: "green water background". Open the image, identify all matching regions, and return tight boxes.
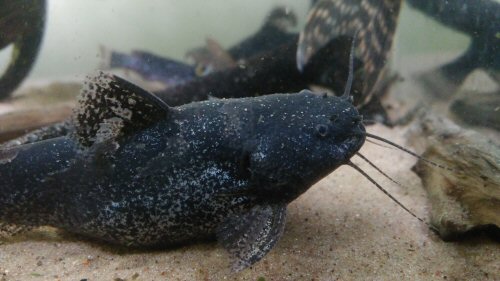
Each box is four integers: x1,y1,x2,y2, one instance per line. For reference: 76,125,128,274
0,1,473,80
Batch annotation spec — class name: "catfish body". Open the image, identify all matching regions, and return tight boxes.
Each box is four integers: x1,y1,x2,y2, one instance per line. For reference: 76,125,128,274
0,73,365,269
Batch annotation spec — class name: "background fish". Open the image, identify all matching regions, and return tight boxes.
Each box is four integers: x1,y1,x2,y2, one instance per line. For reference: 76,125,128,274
101,6,298,90
185,38,237,76
224,6,298,61
407,0,500,90
299,0,500,102
186,6,298,75
297,0,401,106
101,48,197,89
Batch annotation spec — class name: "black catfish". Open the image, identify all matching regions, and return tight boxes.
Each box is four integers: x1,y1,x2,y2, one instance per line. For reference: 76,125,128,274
0,72,367,270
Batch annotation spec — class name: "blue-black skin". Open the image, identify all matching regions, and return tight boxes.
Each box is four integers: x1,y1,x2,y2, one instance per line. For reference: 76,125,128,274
0,85,365,253
109,50,196,87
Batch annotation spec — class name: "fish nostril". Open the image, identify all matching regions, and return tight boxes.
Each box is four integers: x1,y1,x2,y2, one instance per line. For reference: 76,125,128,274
352,116,362,125
330,114,338,122
315,124,329,137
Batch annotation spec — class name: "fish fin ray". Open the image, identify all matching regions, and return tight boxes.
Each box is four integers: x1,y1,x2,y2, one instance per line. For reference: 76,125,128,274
216,204,287,272
72,71,170,147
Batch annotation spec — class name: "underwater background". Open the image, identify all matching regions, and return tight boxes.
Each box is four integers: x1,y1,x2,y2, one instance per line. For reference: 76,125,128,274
1,0,469,81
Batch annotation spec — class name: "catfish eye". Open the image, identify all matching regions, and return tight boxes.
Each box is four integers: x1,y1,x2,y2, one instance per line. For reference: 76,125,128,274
330,114,338,123
315,124,329,137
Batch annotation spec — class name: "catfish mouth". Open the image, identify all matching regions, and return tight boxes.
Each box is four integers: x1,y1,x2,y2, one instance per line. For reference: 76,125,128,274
338,125,366,162
345,134,365,155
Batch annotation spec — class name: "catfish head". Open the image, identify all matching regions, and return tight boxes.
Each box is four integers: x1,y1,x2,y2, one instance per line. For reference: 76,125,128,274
237,90,365,202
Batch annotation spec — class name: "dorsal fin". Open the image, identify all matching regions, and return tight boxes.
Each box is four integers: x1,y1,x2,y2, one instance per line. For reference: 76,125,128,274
72,71,170,147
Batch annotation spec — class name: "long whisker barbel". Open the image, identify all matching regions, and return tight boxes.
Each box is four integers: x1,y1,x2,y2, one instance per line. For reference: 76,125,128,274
347,161,438,232
364,132,455,173
356,152,404,187
365,139,394,150
361,119,378,125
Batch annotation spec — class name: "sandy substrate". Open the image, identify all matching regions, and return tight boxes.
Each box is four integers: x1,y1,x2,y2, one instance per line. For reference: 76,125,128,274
0,124,498,281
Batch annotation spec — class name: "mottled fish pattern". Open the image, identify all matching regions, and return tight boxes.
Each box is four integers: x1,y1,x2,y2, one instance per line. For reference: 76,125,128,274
0,72,365,270
297,0,401,104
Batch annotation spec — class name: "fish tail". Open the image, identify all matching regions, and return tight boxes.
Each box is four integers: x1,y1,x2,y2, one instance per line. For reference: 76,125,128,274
0,138,77,228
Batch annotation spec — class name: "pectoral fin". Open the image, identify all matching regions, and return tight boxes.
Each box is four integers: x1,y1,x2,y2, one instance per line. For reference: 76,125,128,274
217,204,287,271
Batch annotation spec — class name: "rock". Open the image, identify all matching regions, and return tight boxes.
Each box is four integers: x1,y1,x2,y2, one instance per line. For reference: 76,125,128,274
410,114,500,240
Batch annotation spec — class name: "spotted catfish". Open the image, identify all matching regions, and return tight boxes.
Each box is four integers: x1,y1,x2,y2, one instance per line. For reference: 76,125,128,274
298,0,401,106
0,72,366,270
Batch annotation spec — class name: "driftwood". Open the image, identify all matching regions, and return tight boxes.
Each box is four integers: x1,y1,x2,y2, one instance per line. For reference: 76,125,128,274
0,106,72,143
0,82,79,143
409,114,500,240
